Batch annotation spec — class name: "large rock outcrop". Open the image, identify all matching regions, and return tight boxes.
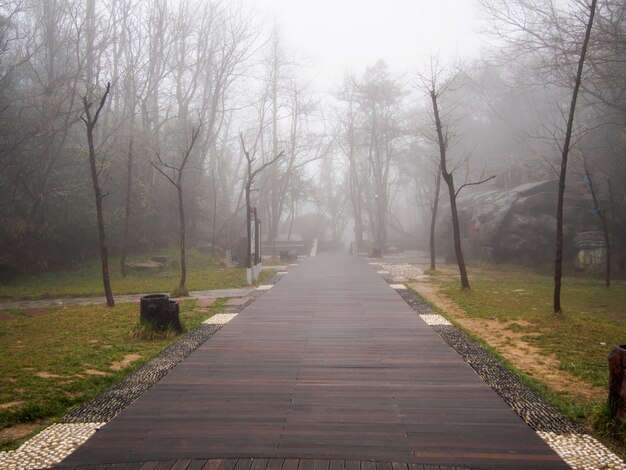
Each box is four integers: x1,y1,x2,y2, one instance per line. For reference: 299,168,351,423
437,180,602,265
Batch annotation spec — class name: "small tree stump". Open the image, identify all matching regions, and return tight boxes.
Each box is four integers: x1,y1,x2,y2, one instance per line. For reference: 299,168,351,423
608,344,626,424
140,294,182,333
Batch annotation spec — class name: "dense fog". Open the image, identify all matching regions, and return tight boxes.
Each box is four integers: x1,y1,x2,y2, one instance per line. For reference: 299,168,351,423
0,0,623,279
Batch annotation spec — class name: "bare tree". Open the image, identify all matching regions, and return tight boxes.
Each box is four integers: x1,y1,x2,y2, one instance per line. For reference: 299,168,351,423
554,0,597,312
152,124,202,296
427,76,470,289
422,63,496,289
240,133,284,278
82,82,114,306
120,137,133,277
336,87,365,255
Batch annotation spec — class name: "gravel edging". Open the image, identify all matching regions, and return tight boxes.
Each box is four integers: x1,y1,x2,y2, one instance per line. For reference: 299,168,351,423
393,287,582,434
63,322,223,423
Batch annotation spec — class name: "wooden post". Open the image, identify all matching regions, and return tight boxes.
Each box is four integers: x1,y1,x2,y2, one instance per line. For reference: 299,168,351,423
608,345,626,424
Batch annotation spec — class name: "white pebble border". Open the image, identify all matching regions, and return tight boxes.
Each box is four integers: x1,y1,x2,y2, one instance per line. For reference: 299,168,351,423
0,422,104,470
538,431,626,470
256,285,273,290
203,313,238,325
376,270,389,274
389,284,407,290
382,263,424,279
419,313,452,326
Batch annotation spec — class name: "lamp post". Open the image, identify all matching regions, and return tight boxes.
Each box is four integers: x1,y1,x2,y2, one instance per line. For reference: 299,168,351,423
373,194,380,257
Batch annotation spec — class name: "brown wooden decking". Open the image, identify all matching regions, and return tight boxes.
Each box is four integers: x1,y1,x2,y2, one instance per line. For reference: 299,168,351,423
59,457,480,470
59,253,568,470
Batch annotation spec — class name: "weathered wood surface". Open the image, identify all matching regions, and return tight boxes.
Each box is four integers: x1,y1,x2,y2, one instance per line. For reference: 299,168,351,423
60,457,479,470
60,252,567,470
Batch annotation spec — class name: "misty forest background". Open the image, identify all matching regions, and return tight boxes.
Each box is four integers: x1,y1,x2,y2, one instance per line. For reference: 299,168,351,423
0,0,624,282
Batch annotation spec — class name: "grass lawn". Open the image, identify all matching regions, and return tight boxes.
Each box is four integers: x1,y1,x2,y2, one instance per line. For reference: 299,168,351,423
0,298,225,450
419,265,626,448
0,248,257,299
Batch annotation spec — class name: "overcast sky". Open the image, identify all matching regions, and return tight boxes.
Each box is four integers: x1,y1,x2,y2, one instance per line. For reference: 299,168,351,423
250,0,486,89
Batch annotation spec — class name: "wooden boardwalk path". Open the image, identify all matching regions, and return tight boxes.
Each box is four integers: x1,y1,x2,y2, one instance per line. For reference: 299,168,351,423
59,253,567,470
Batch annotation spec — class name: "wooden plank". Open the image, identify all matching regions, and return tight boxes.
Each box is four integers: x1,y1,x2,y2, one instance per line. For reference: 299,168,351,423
155,462,177,470
329,461,345,470
361,462,376,470
265,459,284,470
218,460,239,470
298,460,314,470
139,463,161,470
169,461,192,470
234,459,254,470
312,460,329,470
282,459,300,470
376,463,392,470
250,458,269,470
182,460,208,470
200,460,222,470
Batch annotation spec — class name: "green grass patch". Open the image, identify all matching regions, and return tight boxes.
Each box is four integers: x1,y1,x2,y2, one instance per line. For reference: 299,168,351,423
0,298,225,450
436,271,625,389
0,248,274,299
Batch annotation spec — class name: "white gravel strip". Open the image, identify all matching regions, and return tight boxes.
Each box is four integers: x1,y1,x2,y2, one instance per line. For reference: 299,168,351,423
0,422,104,470
537,431,626,470
377,270,389,274
382,263,424,279
203,313,238,325
256,285,273,290
419,314,452,326
389,284,407,290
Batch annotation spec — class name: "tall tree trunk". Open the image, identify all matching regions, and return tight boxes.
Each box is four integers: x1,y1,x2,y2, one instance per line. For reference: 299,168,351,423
429,167,441,271
83,84,114,306
245,160,253,270
211,169,217,256
120,138,133,278
287,198,296,241
177,181,187,293
554,0,597,313
430,90,470,289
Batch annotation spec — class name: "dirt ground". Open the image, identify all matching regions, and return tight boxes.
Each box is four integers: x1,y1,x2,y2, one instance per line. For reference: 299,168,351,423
409,277,605,403
0,423,39,448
